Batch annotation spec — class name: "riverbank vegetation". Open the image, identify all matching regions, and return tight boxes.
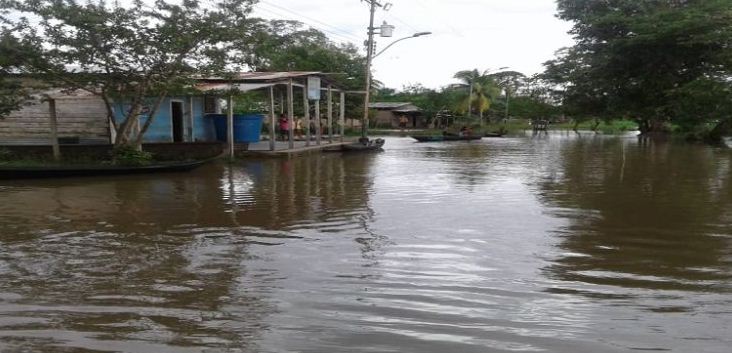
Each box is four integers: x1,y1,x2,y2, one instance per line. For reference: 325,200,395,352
543,0,732,143
2,0,730,146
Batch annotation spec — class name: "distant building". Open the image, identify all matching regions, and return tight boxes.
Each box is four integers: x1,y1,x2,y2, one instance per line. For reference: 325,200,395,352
369,102,425,128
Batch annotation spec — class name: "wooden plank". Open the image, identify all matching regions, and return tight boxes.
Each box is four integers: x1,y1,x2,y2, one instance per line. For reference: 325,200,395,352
48,98,61,161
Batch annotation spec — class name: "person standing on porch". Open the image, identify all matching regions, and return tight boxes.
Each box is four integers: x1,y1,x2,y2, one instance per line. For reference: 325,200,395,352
295,117,304,140
278,114,289,141
399,115,409,131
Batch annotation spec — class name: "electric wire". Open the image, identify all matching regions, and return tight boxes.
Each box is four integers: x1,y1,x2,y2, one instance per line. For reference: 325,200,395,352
257,1,364,43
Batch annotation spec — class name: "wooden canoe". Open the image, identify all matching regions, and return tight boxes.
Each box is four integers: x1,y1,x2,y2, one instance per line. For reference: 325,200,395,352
413,135,482,142
0,158,215,180
341,138,385,152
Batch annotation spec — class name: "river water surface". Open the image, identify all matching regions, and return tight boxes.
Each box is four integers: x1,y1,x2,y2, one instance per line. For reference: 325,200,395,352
1,134,731,352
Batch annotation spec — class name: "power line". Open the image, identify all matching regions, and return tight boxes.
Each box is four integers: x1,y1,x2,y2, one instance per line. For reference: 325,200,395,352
257,1,363,43
254,5,358,44
411,0,464,37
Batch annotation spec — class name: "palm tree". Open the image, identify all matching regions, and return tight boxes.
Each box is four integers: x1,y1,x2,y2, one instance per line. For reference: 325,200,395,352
453,69,501,125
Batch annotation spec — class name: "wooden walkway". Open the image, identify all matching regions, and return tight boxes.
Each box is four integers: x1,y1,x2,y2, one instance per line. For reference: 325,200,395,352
237,138,352,157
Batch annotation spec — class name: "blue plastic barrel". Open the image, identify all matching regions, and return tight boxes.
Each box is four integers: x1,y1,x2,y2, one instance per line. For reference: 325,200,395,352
208,114,264,143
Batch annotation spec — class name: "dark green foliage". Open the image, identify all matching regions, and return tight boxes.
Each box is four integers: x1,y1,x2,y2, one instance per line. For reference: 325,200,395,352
246,20,366,90
544,0,732,138
0,0,258,146
244,20,367,118
0,147,12,161
110,146,153,166
0,77,28,117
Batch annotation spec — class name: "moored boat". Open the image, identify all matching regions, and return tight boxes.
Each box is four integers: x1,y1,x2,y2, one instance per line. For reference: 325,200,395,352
412,134,482,142
484,132,505,138
411,135,444,142
0,158,217,180
341,138,385,152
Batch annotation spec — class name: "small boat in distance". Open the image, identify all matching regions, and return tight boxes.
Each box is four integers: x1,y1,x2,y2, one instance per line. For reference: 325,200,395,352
484,132,505,138
411,134,482,142
341,138,385,152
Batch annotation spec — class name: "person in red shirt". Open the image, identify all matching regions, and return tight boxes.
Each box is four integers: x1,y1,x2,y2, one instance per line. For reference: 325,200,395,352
278,114,289,141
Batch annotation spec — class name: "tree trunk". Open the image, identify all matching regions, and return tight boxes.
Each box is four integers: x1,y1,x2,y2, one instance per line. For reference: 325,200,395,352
707,118,732,144
638,119,651,135
591,119,601,133
133,93,168,149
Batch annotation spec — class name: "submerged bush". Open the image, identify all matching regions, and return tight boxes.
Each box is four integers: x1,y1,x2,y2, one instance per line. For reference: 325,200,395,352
0,148,12,161
111,146,153,166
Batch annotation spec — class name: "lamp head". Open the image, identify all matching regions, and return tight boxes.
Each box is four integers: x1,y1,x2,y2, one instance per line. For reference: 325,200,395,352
413,32,432,37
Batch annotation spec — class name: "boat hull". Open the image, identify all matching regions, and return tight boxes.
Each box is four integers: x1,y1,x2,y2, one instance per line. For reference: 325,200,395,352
0,159,212,180
412,135,482,142
341,138,385,152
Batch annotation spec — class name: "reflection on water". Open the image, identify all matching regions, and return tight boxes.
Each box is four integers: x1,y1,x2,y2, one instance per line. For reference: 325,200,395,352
1,134,731,352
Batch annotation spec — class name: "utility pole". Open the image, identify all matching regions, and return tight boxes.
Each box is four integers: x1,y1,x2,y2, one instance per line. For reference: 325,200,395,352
362,0,381,140
466,78,473,122
504,87,510,124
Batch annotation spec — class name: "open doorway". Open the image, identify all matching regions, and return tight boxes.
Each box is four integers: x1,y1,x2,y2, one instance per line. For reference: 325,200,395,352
171,101,184,142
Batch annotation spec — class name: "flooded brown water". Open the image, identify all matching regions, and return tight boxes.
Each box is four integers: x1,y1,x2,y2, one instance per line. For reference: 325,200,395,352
1,134,731,353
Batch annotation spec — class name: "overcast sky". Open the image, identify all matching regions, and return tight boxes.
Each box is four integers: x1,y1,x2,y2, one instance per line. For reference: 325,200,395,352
253,0,576,90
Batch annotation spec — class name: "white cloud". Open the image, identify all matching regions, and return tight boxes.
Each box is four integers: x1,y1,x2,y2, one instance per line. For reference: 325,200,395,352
253,0,575,90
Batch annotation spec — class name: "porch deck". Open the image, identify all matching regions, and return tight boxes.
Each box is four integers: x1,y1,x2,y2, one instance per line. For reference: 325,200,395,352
239,137,353,157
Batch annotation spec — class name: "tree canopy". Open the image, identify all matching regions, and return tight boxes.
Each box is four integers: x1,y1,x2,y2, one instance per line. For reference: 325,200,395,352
543,0,732,137
0,0,258,146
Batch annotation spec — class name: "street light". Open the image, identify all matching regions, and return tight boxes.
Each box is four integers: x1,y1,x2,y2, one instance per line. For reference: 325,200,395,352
361,1,431,140
373,32,432,59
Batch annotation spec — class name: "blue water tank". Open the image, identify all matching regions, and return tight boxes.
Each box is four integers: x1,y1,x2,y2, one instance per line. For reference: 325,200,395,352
209,114,264,143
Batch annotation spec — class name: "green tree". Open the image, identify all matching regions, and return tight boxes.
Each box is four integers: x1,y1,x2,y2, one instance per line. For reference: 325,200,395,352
244,19,367,119
0,0,258,147
246,20,365,90
0,32,31,117
453,69,501,124
545,0,732,138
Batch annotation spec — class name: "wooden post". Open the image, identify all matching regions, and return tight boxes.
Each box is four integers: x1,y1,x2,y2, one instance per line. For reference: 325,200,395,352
48,98,61,161
287,79,295,150
314,99,321,145
188,96,194,142
269,86,276,151
303,85,311,147
327,85,333,143
339,91,345,142
279,91,284,114
227,95,234,159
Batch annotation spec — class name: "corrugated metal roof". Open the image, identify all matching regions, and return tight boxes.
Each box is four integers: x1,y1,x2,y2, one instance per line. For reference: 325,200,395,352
194,82,276,92
369,102,413,109
199,71,324,82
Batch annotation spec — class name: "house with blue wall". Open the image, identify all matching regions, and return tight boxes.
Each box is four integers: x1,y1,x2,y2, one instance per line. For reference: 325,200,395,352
111,95,221,143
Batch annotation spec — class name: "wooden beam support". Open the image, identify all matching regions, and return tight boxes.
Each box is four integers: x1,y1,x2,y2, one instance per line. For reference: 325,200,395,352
269,86,276,151
314,99,321,145
303,85,311,147
327,85,333,143
188,96,194,142
48,98,60,161
227,95,234,159
287,79,295,150
339,91,346,142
